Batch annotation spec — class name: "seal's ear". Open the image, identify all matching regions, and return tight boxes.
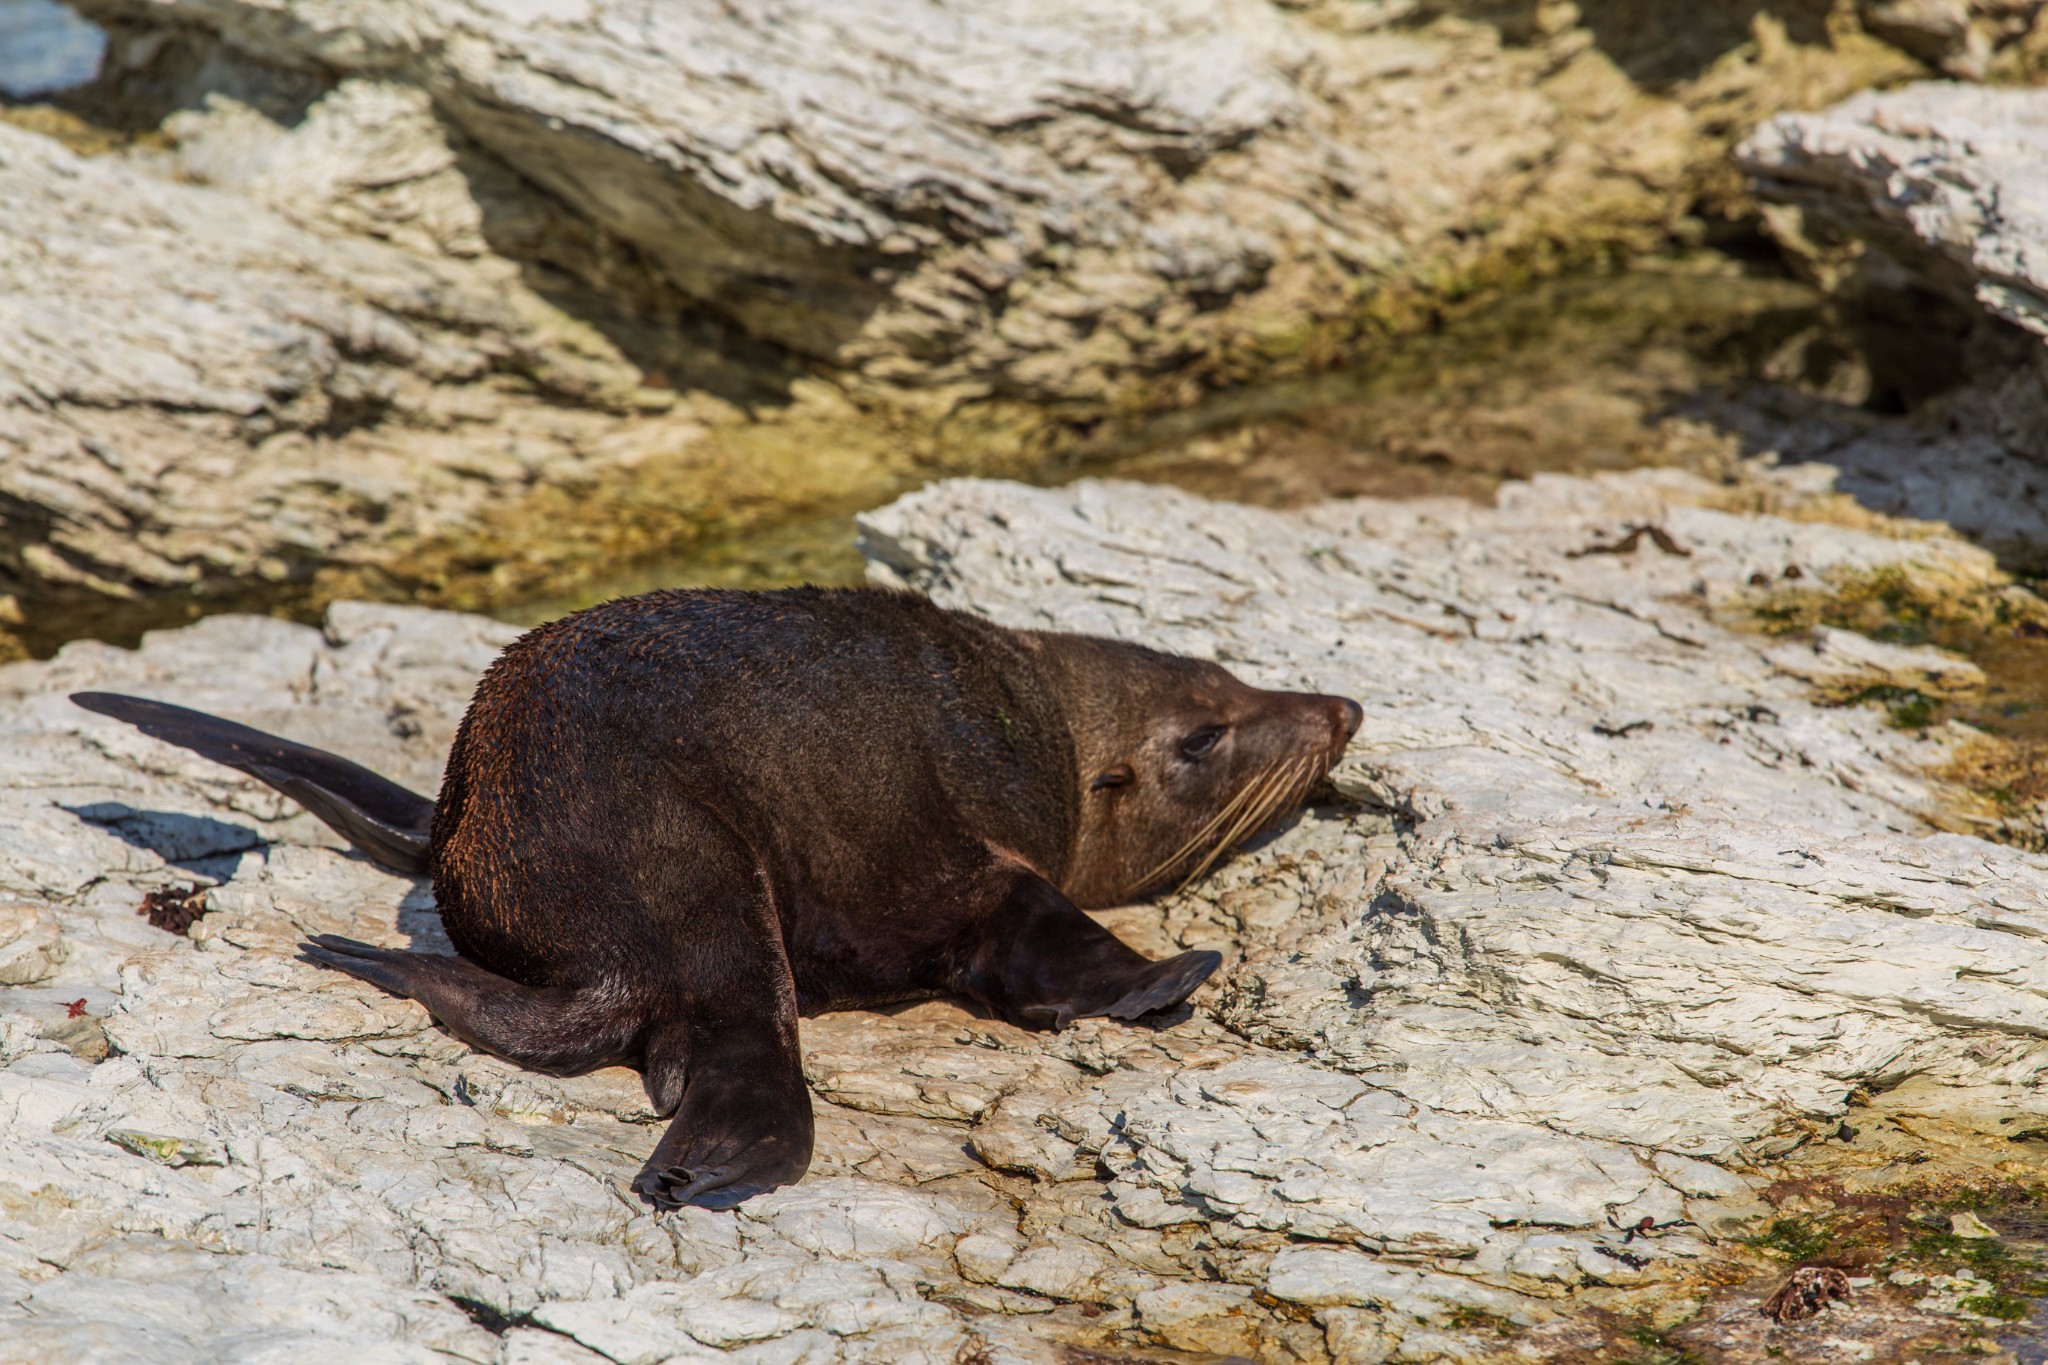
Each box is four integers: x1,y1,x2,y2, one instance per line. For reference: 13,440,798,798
1090,764,1136,791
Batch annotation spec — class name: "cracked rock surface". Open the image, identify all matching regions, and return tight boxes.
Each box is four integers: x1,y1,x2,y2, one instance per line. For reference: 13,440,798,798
4,469,2046,1362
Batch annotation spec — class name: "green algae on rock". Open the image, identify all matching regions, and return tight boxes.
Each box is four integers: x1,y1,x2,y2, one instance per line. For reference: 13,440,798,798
1730,555,2048,850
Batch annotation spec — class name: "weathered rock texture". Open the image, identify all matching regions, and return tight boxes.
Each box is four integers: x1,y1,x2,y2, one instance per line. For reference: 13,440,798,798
1740,81,2048,566
7,0,2044,647
1744,81,2048,347
0,77,970,658
71,0,1985,408
4,468,2044,1361
0,112,702,654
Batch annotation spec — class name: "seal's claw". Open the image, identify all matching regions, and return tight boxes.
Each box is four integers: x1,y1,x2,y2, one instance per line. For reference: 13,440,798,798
631,1050,814,1212
299,936,417,996
635,1163,779,1211
632,1140,805,1211
631,1166,700,1211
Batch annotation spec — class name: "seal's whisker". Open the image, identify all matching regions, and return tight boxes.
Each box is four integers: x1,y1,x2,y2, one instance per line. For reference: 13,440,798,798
1176,754,1306,891
1134,761,1270,891
1183,768,1290,887
1259,754,1319,831
1255,754,1313,832
1186,757,1288,863
1145,790,1243,882
1136,769,1264,894
1137,737,1333,898
1137,800,1249,894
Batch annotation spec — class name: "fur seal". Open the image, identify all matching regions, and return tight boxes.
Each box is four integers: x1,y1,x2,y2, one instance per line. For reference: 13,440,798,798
74,587,1361,1208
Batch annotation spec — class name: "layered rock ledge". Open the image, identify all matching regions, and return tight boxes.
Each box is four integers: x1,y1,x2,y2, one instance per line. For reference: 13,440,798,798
1740,81,2048,569
0,87,923,660
9,0,2042,644
64,0,1963,401
5,467,2045,1361
0,113,676,654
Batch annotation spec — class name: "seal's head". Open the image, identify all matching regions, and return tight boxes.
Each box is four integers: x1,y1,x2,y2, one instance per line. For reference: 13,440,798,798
1039,635,1362,907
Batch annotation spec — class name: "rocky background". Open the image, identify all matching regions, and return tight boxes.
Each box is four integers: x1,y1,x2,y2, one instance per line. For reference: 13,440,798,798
6,0,2048,654
8,0,2048,1361
6,460,2048,1363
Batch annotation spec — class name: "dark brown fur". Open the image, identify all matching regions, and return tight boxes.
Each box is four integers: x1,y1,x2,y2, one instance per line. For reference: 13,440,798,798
76,587,1359,1208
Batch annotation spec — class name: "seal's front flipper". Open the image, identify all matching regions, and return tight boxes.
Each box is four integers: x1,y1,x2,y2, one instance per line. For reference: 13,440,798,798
957,870,1222,1030
632,1032,814,1211
1098,948,1225,1022
71,692,434,875
300,935,633,1075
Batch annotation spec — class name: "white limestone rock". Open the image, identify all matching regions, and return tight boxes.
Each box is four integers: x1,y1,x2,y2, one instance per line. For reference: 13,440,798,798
51,0,1478,392
1,1238,498,1364
1267,1246,1547,1324
70,0,2004,413
1741,82,2048,507
1762,624,1986,695
1729,412,2048,574
161,80,501,263
4,468,2047,1359
862,475,2048,1180
10,6,2041,640
0,116,669,623
1742,83,2048,344
0,903,66,985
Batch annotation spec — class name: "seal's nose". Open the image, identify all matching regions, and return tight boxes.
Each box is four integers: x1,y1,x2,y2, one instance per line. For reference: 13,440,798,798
1339,697,1363,738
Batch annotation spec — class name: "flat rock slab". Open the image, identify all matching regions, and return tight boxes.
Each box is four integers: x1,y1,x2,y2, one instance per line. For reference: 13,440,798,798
3,468,2044,1362
1742,81,2048,345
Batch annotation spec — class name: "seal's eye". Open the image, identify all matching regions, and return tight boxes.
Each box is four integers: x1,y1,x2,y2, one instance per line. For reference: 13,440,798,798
1179,725,1225,761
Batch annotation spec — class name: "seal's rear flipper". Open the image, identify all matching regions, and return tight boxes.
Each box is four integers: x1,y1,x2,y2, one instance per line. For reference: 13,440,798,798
300,934,637,1074
71,692,435,875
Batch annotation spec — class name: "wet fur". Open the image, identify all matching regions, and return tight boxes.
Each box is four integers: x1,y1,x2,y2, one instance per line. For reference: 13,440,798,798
77,586,1358,1209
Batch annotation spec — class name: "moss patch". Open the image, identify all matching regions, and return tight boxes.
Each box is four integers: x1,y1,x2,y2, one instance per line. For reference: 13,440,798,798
1671,1162,2048,1359
1740,561,2048,848
1747,1217,1838,1263
1745,562,2048,646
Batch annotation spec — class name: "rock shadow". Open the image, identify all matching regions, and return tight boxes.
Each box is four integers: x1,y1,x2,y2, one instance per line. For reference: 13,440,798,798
395,882,457,955
448,137,809,413
39,20,327,133
1668,284,2048,578
1423,0,1839,85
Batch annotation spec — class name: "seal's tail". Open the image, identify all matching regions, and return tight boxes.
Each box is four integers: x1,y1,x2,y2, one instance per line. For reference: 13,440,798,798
70,692,434,875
